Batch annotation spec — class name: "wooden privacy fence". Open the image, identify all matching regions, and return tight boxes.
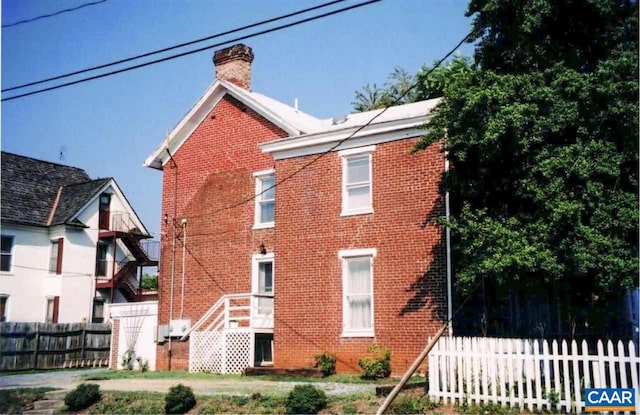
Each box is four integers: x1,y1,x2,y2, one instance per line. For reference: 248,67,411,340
0,322,112,372
428,336,640,414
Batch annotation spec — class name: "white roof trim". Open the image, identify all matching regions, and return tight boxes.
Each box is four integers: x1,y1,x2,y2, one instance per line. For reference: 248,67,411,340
73,179,151,237
144,80,307,170
260,113,433,160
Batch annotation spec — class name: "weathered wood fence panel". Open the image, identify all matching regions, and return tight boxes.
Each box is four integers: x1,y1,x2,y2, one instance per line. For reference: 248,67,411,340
428,336,640,414
0,322,111,371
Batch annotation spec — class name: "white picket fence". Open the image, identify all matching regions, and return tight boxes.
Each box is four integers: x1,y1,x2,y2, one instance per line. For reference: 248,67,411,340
428,337,640,413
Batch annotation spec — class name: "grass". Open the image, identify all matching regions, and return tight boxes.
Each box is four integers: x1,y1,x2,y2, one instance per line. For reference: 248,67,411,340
78,389,446,414
82,369,426,385
0,387,57,414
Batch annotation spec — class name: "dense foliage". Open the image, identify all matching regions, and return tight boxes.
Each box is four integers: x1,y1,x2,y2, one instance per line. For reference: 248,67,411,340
358,344,391,379
285,384,327,414
313,352,337,377
412,0,638,336
64,383,101,411
164,384,196,414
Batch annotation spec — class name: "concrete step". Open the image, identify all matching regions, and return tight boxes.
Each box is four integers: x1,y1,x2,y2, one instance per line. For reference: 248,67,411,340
22,409,55,415
33,399,60,411
44,390,68,400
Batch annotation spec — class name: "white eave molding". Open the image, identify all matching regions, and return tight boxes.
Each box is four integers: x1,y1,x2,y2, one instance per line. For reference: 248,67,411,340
260,112,434,160
143,80,304,170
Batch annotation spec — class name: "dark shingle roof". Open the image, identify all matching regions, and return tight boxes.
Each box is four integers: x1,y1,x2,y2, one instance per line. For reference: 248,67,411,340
51,178,111,225
1,152,108,227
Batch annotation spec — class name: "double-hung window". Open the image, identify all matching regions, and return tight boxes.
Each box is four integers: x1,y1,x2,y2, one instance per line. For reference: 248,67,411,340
339,248,376,337
340,146,374,216
254,169,275,228
0,235,14,272
49,238,63,275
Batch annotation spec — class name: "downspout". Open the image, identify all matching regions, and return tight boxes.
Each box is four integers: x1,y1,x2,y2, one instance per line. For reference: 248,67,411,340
166,148,178,371
179,219,187,319
445,154,453,336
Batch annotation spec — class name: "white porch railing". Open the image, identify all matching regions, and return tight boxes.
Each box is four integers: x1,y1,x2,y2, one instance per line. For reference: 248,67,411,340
187,293,274,374
428,336,640,414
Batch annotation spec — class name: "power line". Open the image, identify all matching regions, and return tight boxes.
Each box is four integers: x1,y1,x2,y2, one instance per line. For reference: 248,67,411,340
2,0,346,93
1,0,381,102
2,0,107,29
182,30,473,222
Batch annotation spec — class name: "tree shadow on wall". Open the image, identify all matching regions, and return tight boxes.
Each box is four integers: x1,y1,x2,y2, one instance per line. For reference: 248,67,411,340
399,193,447,322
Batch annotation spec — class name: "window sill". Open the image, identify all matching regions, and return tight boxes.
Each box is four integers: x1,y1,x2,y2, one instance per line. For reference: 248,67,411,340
340,208,373,217
341,330,375,338
0,271,14,276
253,222,275,230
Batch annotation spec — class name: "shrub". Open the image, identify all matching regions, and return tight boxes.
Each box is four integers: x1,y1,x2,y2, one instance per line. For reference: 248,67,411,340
358,344,391,379
313,352,337,377
165,384,196,414
64,383,101,411
285,384,327,414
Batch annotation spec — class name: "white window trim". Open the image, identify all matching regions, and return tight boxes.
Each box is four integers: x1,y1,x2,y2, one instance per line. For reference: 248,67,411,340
251,253,275,296
253,169,276,229
339,248,376,338
340,146,375,217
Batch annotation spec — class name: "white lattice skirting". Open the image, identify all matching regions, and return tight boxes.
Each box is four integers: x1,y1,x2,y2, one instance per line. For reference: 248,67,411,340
189,330,251,374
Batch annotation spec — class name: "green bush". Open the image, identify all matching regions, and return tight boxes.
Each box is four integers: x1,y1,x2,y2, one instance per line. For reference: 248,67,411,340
313,352,337,377
64,383,101,411
358,344,391,379
165,384,196,414
285,384,327,414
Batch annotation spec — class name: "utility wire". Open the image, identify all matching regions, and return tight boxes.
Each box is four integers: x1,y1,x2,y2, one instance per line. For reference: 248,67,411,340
2,0,107,29
2,0,346,93
1,0,380,102
183,30,473,221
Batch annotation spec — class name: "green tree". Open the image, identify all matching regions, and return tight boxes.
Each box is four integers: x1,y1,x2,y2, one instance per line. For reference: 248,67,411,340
414,0,638,336
141,273,158,290
352,58,472,111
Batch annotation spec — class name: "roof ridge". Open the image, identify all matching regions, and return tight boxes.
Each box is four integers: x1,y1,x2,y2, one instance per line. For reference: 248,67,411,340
61,177,111,189
1,151,88,173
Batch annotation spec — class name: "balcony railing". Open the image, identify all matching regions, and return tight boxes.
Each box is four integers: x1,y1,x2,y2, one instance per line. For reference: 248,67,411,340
110,211,144,234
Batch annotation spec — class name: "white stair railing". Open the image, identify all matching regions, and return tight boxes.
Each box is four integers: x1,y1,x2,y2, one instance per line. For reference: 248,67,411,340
181,293,273,340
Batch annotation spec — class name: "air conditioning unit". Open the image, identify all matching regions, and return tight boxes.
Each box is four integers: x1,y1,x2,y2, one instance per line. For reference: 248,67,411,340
169,319,190,337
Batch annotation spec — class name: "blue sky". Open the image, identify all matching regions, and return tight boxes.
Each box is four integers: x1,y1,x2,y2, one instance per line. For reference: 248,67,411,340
2,0,474,237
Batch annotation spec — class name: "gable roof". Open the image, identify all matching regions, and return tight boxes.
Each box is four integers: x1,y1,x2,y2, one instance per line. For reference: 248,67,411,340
144,79,323,169
1,152,96,227
144,79,440,169
51,178,111,226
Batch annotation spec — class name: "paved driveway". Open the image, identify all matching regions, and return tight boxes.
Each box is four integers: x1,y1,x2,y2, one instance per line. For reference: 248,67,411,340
0,369,377,396
0,368,106,390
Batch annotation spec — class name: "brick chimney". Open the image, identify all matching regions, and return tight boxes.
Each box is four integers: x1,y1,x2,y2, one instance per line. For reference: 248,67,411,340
213,44,254,89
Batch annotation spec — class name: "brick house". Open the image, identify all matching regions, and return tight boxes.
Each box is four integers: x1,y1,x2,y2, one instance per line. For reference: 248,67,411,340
144,44,448,374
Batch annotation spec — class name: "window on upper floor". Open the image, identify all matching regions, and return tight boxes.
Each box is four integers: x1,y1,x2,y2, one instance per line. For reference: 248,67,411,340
254,169,275,228
339,248,376,337
340,146,375,216
0,235,14,272
0,295,8,322
49,238,63,275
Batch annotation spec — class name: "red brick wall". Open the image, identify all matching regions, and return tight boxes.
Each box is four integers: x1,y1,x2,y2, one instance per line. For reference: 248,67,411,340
273,139,446,375
110,319,120,370
156,94,287,370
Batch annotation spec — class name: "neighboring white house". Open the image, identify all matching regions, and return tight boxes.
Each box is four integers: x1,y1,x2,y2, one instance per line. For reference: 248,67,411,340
0,151,158,324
